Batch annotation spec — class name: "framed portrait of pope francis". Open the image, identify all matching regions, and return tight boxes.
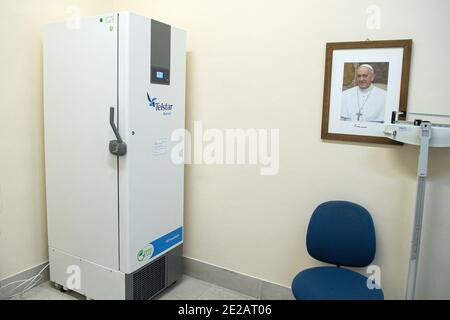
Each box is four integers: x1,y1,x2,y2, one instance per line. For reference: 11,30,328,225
321,39,412,144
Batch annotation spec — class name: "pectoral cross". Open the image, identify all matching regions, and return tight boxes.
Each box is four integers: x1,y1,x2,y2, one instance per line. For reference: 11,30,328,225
356,111,363,121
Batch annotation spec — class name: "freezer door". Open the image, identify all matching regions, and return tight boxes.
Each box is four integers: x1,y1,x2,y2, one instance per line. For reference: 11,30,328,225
118,13,186,273
44,13,120,270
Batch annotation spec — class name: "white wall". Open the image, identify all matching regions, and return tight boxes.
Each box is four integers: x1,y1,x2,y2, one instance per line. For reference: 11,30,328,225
417,148,450,299
0,0,449,299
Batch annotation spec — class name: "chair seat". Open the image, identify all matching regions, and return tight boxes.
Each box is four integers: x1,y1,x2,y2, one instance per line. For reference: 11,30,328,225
292,266,384,300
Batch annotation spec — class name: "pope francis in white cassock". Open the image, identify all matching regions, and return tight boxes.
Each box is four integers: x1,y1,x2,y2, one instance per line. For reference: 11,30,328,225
340,64,387,123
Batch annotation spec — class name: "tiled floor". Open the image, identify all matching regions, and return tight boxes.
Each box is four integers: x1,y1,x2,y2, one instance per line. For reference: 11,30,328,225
10,275,257,300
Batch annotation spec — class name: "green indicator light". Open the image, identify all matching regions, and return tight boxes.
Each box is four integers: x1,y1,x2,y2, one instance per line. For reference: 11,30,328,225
100,18,103,23
109,26,113,32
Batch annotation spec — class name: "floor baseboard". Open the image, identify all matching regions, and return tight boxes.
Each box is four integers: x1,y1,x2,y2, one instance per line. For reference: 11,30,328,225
183,257,294,300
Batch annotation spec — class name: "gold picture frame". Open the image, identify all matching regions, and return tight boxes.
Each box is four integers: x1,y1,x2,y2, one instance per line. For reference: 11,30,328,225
321,39,412,145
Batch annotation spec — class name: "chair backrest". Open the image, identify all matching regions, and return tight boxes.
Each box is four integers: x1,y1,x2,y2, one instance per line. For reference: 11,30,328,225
306,201,376,267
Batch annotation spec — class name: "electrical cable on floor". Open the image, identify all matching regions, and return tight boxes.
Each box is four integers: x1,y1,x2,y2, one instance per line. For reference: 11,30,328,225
0,263,49,299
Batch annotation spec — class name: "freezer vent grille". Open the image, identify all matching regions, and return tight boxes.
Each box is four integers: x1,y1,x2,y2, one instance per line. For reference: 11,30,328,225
132,256,166,300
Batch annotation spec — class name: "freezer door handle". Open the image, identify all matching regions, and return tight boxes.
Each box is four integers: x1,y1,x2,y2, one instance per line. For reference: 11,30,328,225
109,107,127,156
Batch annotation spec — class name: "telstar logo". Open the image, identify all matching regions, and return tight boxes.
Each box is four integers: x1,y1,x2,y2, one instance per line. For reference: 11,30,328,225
146,92,173,115
147,93,157,108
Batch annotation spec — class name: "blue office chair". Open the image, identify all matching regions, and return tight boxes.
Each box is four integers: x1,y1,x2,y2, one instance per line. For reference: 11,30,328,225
291,201,384,300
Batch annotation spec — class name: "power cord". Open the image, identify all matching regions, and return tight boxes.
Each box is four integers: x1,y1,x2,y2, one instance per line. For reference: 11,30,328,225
0,263,50,299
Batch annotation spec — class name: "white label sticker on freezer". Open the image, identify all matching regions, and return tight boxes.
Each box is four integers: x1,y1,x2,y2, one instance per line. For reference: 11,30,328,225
152,138,168,156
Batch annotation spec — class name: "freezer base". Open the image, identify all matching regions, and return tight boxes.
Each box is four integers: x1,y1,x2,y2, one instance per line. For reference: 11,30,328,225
49,244,183,300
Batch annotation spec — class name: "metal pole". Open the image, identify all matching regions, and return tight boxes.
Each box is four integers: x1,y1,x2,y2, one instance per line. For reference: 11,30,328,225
406,122,431,300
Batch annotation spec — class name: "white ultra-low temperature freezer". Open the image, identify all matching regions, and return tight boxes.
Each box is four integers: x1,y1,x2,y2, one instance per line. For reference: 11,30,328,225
43,12,186,300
